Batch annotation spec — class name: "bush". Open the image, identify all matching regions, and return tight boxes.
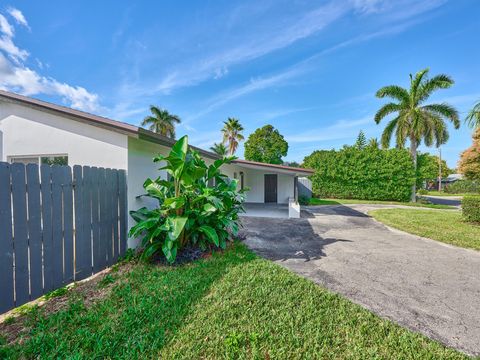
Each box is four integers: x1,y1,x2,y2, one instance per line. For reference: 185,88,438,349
129,136,246,263
462,196,480,223
417,189,428,195
303,147,416,202
444,180,479,194
298,195,310,206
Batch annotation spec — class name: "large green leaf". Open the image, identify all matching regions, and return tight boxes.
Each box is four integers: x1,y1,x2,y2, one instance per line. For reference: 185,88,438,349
167,216,188,241
198,225,219,246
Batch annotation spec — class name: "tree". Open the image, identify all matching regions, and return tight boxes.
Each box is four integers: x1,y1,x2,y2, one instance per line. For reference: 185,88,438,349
458,128,480,181
141,105,181,139
374,68,459,201
221,118,244,155
210,142,228,156
355,130,367,149
466,100,480,129
283,161,300,168
244,125,288,164
367,137,380,149
416,152,452,188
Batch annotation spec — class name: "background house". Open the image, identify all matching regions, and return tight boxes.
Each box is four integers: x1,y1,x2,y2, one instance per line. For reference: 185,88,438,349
0,91,312,245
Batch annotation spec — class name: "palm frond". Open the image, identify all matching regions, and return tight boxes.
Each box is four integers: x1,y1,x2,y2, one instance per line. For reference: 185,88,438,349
422,103,459,129
380,117,399,149
417,74,454,104
375,85,409,103
410,68,429,101
374,103,402,124
465,100,480,129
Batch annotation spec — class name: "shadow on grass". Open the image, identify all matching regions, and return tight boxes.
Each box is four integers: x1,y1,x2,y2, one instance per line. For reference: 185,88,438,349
0,244,256,359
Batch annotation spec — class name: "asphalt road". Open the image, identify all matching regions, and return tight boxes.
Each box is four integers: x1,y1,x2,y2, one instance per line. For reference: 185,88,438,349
241,204,480,356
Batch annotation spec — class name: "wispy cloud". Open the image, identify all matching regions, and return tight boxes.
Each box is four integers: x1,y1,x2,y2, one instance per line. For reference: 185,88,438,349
0,7,100,112
6,7,30,30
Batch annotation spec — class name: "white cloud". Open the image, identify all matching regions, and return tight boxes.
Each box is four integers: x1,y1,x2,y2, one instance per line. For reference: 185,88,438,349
6,7,30,29
0,14,14,37
0,7,100,112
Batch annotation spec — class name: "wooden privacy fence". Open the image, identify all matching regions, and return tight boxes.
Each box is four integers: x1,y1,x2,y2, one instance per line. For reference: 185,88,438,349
0,162,127,314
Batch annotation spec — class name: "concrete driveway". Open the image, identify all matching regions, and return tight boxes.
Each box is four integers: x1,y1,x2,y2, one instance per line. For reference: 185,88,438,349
241,204,480,356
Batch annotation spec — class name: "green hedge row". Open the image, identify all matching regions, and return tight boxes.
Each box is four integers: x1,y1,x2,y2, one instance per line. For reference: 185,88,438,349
303,147,416,202
462,196,480,223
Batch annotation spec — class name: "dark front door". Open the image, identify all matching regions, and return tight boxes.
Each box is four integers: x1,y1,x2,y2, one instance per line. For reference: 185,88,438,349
264,174,278,203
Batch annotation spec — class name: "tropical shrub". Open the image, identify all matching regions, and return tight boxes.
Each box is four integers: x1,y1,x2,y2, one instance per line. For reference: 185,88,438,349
444,180,479,194
303,146,416,202
298,195,310,206
129,136,246,263
462,196,480,223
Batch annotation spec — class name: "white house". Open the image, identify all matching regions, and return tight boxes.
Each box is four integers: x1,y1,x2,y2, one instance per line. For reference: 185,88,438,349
0,90,313,242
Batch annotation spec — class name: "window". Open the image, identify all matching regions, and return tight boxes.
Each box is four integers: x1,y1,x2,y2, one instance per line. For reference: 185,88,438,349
9,154,68,166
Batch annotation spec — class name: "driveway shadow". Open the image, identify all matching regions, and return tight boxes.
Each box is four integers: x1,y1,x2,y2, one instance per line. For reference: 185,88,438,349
240,216,351,262
305,204,370,218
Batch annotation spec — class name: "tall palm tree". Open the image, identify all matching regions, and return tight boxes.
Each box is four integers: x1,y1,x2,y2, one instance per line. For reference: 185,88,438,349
141,105,181,139
210,142,228,156
374,68,459,202
221,117,244,155
466,100,480,129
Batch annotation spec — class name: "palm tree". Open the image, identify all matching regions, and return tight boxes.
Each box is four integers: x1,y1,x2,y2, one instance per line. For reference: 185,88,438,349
221,117,244,155
141,105,181,139
466,100,480,129
374,68,459,202
367,137,380,149
210,142,228,156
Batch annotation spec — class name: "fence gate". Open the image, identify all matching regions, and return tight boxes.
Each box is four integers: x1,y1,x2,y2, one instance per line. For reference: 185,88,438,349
0,162,127,314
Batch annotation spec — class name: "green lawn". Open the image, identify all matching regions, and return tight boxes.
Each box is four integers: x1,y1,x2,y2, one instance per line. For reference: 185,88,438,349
0,244,466,359
309,197,456,209
421,191,474,197
370,208,480,251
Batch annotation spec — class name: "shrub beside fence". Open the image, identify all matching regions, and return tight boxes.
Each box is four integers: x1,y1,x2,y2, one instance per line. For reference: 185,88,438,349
462,195,480,223
0,162,127,314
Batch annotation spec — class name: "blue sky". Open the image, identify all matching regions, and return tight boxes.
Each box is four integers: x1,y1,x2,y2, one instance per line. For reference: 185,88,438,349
1,0,479,167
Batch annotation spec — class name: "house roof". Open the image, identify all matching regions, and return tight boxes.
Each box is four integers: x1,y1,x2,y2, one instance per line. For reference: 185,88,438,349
233,159,314,176
0,90,314,176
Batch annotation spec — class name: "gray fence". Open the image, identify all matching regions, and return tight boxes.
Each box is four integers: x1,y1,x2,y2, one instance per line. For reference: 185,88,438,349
0,162,127,314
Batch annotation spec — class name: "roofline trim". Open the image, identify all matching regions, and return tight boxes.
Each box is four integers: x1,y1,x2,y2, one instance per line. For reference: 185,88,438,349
232,159,314,174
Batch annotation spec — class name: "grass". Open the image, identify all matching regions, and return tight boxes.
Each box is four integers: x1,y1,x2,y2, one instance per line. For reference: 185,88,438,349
309,197,456,209
421,191,475,197
0,244,467,359
370,208,480,251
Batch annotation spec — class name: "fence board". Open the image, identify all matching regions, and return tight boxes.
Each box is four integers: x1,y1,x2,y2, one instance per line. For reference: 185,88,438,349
99,168,108,270
106,169,114,266
0,163,14,313
112,170,119,263
26,164,43,299
41,165,54,292
73,165,84,280
51,166,64,289
11,163,29,306
118,170,127,256
82,166,93,278
62,166,74,283
91,168,101,273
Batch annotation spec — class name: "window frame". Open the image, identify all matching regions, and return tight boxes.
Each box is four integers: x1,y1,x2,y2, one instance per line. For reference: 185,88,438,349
7,154,69,166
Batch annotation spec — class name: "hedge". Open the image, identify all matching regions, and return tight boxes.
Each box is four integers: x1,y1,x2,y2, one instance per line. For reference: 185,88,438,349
462,196,480,223
303,147,416,202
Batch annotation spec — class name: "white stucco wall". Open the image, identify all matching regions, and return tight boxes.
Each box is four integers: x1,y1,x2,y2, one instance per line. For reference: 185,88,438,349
0,102,128,169
127,137,171,247
219,162,294,204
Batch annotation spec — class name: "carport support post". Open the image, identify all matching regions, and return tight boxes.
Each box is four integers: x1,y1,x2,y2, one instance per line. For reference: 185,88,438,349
294,176,298,203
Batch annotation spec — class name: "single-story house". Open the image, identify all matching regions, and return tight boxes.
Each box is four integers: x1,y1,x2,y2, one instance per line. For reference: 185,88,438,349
0,90,313,244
